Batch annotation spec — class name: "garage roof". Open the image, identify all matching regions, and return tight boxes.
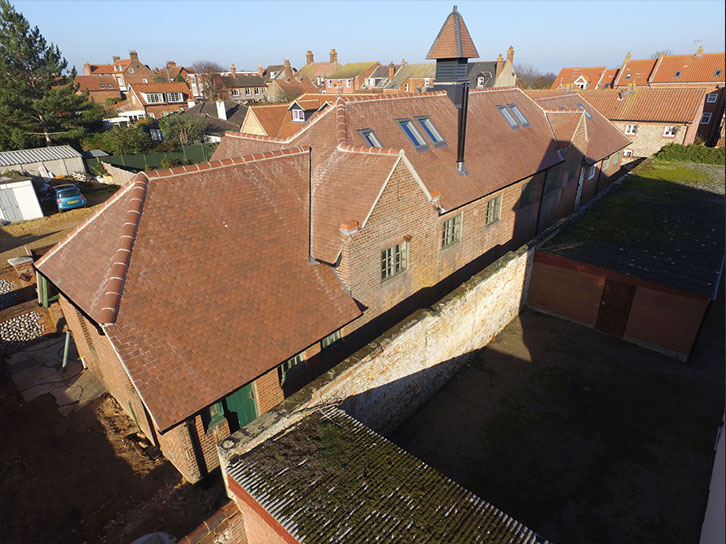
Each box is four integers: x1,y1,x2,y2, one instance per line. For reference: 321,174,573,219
0,145,82,167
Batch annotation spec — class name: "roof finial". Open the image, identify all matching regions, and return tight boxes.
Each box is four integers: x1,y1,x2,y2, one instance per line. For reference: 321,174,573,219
453,5,458,10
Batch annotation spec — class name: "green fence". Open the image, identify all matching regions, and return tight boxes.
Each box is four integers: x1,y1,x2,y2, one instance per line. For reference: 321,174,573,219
84,143,218,173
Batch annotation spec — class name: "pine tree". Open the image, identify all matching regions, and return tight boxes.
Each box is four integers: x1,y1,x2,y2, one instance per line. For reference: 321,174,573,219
0,0,102,150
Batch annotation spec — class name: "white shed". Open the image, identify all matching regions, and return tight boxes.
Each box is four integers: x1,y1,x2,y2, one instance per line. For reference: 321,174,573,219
0,175,43,223
0,145,85,178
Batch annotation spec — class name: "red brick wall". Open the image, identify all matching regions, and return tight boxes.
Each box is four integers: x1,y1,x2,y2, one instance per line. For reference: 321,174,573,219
253,368,285,416
625,286,708,357
229,480,299,544
178,501,247,544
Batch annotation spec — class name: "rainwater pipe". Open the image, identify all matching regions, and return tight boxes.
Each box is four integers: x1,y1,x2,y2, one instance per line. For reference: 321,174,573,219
60,330,71,373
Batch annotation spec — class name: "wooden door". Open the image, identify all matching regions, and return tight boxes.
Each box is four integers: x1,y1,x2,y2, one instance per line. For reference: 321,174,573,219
595,279,636,337
223,382,258,432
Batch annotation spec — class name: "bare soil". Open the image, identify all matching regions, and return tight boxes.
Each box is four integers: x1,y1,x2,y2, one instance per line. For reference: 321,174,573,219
0,382,225,544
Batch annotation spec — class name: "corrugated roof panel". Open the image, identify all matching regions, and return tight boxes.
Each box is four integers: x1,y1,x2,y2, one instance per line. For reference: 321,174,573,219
0,145,82,167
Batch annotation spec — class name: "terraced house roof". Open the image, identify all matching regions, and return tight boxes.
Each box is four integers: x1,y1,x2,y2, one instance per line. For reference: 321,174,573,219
572,88,709,123
328,62,378,80
650,52,725,84
227,407,550,543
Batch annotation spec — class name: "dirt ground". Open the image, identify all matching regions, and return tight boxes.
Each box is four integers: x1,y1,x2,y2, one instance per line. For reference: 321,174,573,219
0,381,225,544
389,289,724,543
0,184,119,264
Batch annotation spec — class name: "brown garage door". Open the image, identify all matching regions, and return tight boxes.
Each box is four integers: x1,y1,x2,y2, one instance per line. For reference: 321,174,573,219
595,279,636,337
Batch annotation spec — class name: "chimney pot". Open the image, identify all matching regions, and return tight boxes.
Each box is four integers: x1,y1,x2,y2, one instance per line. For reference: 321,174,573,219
329,49,338,64
624,52,632,63
506,46,514,64
258,64,264,76
696,45,704,57
129,50,139,62
112,55,120,62
231,63,236,76
306,50,314,65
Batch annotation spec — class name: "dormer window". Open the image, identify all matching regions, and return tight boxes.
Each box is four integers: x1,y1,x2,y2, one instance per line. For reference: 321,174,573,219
143,78,148,84
625,73,631,79
477,76,485,87
144,92,163,104
397,119,428,151
100,84,105,88
497,105,519,129
166,92,183,103
674,70,681,78
358,129,382,148
415,116,446,147
292,109,305,122
507,104,529,127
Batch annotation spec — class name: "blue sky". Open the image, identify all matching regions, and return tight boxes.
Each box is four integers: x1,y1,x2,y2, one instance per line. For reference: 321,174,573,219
12,0,726,75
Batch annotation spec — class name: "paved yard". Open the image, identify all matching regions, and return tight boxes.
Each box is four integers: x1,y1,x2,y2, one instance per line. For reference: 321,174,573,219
389,291,724,543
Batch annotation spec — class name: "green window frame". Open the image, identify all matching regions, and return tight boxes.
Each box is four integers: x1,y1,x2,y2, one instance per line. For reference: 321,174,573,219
321,329,342,351
441,213,462,249
603,155,611,172
486,195,502,225
381,242,408,281
279,352,305,385
201,401,225,432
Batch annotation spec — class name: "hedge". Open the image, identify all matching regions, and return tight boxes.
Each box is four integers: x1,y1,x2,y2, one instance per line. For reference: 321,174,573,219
654,143,725,165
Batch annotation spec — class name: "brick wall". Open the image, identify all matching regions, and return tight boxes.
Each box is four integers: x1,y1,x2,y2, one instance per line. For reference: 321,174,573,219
253,367,285,416
178,501,248,544
612,120,688,158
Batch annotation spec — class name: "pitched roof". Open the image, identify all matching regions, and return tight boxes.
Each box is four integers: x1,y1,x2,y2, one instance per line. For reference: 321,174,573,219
222,74,266,88
75,75,120,92
87,63,116,75
427,5,479,59
573,88,709,123
383,63,436,89
0,145,82,167
614,58,657,86
129,82,192,106
182,100,248,135
36,150,361,431
551,67,609,89
466,61,498,87
328,62,378,79
545,111,585,148
273,78,319,95
650,52,725,84
295,61,342,80
228,407,549,544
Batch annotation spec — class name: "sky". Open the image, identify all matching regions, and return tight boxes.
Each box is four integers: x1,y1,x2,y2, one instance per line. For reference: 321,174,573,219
11,0,726,75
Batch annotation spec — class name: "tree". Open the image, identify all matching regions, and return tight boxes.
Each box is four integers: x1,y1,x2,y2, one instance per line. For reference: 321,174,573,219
650,50,672,59
514,63,557,90
0,0,103,150
158,113,207,146
192,60,227,100
100,124,151,155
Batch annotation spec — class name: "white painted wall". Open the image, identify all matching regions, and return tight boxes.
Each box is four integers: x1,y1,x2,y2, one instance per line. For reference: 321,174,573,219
0,179,43,222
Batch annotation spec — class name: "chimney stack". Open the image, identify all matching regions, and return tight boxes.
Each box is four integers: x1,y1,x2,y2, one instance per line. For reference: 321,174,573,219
112,55,120,63
216,100,227,121
166,61,176,69
329,49,338,64
306,50,314,65
284,59,293,80
506,46,514,65
258,64,264,76
231,63,237,76
696,45,704,57
388,62,395,81
129,50,139,62
496,54,504,77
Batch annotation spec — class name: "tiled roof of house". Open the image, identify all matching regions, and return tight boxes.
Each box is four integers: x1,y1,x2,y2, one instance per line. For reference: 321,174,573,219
183,100,248,135
130,82,192,106
551,67,609,89
383,64,436,89
75,75,120,92
274,79,319,95
466,61,498,87
426,5,479,59
36,150,362,431
614,58,657,86
87,63,116,75
650,52,725,84
328,62,378,79
540,165,725,299
295,61,342,80
222,74,266,88
601,68,619,88
544,111,585,148
573,88,709,123
227,406,549,544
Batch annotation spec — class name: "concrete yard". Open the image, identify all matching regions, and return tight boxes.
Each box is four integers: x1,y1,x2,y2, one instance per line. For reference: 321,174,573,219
389,291,724,543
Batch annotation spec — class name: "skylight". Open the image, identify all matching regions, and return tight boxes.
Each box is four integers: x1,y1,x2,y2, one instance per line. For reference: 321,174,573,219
577,103,592,119
397,119,429,151
497,105,519,129
715,69,722,77
415,116,446,147
625,73,631,79
358,129,382,148
507,104,529,127
674,70,682,78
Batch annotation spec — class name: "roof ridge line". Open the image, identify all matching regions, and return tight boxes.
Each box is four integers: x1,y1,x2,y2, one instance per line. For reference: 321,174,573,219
337,143,402,156
97,173,150,324
469,86,519,93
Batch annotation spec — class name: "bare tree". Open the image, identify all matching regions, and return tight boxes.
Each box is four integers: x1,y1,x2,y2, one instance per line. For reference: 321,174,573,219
650,50,673,59
192,60,227,101
514,63,557,90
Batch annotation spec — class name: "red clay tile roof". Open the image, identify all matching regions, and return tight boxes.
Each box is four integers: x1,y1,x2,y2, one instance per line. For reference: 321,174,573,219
245,104,289,136
650,52,725,84
87,63,116,74
75,75,120,92
427,6,479,59
129,82,192,106
551,67,609,89
572,88,709,123
614,58,657,86
601,68,618,88
37,150,362,431
545,111,585,147
276,79,319,95
295,61,342,80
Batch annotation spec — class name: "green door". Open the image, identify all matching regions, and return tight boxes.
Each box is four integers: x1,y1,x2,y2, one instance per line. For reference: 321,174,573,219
223,382,258,432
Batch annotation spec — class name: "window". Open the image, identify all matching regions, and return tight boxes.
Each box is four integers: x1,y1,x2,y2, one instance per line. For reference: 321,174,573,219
507,104,529,127
477,76,485,88
166,92,183,103
321,329,342,351
359,129,382,148
701,112,712,124
231,89,240,96
346,80,351,88
255,88,260,95
577,103,592,119
416,116,446,147
405,83,409,92
397,119,428,150
486,195,502,225
624,124,637,135
381,241,408,281
128,67,135,74
716,69,723,77
142,78,148,84
587,164,596,179
497,105,519,129
292,109,305,122
279,352,305,384
603,155,611,171
706,92,718,103
150,128,163,141
245,88,251,95
625,73,631,80
100,83,106,88
328,80,332,88
441,213,462,248
663,126,677,137
144,92,163,104
624,149,633,157
674,70,681,78
201,402,225,432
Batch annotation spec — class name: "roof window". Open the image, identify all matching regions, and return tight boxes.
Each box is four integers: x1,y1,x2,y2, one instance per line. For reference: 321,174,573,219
415,116,446,147
577,103,592,119
397,119,429,151
715,69,723,77
497,105,519,129
674,70,682,78
358,129,382,148
507,104,529,127
625,73,631,79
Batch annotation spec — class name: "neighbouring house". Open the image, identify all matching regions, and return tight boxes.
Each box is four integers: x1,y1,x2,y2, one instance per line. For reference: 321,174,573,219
528,87,709,159
257,63,286,83
222,70,267,103
294,49,343,88
467,45,518,89
152,61,194,83
239,93,335,137
552,48,725,144
528,165,724,361
35,6,629,484
74,75,122,106
325,61,380,94
180,100,248,142
382,63,435,92
266,78,319,102
114,82,193,121
83,50,155,91
0,145,85,178
0,174,43,223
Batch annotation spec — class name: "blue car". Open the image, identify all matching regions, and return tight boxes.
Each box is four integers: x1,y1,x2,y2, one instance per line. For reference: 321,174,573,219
54,184,87,211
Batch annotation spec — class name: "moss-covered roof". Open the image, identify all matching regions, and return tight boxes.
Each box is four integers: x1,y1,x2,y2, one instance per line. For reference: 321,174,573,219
228,407,549,543
328,62,378,80
540,161,725,299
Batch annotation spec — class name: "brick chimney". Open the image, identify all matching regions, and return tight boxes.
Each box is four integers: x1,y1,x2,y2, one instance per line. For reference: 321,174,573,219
329,49,338,64
258,64,264,76
696,45,704,57
112,56,120,62
166,61,176,69
624,52,632,64
306,50,314,65
506,46,514,65
129,50,139,62
284,59,293,80
231,64,237,76
388,62,395,80
496,54,504,77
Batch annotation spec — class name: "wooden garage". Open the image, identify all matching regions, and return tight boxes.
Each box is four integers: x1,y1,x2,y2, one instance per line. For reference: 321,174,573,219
528,167,724,361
